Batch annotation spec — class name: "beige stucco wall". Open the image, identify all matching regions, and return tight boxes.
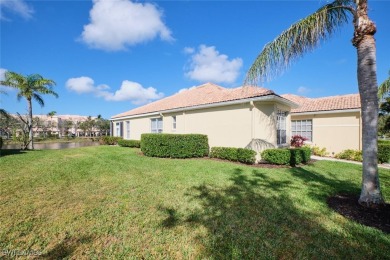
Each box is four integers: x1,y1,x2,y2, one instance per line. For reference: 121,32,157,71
112,101,292,150
291,111,361,155
174,103,253,148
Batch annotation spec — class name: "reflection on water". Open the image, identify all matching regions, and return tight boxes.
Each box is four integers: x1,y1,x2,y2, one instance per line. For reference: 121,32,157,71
2,141,100,150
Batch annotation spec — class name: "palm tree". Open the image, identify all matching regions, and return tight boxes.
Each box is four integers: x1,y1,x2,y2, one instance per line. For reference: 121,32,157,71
0,71,58,150
378,71,390,99
0,90,10,119
245,0,384,206
47,110,57,135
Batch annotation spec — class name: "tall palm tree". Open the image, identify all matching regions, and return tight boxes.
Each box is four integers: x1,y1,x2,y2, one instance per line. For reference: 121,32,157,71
245,0,384,206
0,71,58,150
378,71,390,99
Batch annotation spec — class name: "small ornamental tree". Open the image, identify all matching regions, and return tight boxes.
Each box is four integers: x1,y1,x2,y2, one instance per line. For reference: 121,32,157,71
290,135,308,148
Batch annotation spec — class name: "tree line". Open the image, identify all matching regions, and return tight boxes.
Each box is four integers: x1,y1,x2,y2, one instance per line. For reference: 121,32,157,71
0,72,110,149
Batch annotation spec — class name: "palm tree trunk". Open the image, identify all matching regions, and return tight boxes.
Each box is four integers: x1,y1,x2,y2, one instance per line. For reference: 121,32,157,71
353,0,384,206
28,98,34,150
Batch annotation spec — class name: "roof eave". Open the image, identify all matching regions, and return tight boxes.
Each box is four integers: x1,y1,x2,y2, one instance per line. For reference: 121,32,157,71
291,108,361,116
111,94,299,121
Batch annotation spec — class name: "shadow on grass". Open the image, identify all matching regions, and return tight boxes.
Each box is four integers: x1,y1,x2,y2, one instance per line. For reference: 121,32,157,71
43,235,93,259
160,167,389,258
0,149,27,157
288,166,361,201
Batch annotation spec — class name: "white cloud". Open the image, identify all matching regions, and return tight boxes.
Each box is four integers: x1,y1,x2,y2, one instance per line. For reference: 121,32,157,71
0,68,7,81
185,45,243,84
66,76,164,105
81,0,173,51
183,47,194,54
297,86,311,95
178,86,197,93
0,0,34,20
66,76,96,94
99,81,164,104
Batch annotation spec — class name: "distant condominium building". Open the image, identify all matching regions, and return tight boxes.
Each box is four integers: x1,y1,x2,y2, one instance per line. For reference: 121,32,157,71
2,114,104,138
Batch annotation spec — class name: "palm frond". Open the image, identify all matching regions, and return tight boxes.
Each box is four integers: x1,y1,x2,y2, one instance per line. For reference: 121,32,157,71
378,71,390,99
245,0,355,85
0,109,10,119
17,93,23,102
0,71,26,89
33,93,45,107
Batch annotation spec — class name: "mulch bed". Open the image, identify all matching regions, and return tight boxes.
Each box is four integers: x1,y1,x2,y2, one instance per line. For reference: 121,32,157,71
327,194,390,234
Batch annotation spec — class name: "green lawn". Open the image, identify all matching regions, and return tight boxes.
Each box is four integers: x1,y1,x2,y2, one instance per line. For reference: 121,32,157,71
1,146,389,259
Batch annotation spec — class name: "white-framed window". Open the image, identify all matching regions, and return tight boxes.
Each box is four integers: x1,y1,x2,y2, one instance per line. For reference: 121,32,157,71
151,118,163,133
115,122,120,137
172,116,176,131
292,120,312,141
277,110,287,145
126,121,130,139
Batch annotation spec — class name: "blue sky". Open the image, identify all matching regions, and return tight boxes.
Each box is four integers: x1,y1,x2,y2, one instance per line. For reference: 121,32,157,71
1,0,389,119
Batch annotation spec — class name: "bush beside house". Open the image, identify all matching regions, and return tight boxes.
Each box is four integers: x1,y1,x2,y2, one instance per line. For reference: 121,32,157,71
335,149,363,162
210,147,257,164
117,139,141,148
378,143,390,163
141,133,209,158
99,136,122,145
261,147,311,166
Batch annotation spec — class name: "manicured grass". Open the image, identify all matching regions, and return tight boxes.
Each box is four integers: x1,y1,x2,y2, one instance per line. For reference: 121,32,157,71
1,146,389,258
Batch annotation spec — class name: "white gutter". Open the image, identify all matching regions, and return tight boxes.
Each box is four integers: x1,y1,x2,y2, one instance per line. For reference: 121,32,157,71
291,108,361,116
111,94,298,121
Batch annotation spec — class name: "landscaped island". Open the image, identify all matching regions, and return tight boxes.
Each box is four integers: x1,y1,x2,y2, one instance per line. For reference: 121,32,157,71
1,146,389,258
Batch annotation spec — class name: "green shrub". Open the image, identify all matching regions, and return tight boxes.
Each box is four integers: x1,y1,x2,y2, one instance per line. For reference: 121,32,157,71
0,136,2,150
210,147,257,164
310,145,328,157
299,147,311,164
378,144,390,163
335,149,363,162
261,147,311,166
261,149,290,165
99,136,122,145
210,147,238,161
117,139,141,148
237,148,257,164
141,134,209,158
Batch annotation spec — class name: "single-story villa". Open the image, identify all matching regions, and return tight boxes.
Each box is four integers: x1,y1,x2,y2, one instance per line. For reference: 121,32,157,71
111,82,361,155
282,93,361,155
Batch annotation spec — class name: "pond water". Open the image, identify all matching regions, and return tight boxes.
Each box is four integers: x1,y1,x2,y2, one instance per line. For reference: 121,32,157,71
2,141,100,150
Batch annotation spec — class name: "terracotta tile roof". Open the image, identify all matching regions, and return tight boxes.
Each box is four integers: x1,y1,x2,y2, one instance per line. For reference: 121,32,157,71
112,83,275,118
282,93,361,113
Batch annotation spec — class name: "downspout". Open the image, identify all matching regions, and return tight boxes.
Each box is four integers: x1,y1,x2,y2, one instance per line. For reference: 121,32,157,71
249,101,255,140
183,111,186,133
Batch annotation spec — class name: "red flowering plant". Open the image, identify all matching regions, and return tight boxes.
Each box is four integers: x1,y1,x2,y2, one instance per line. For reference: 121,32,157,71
290,135,308,148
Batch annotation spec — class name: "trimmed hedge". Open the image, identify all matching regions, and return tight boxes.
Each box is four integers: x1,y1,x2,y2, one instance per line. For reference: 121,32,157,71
237,148,257,164
141,133,209,158
378,144,390,163
117,139,141,148
261,147,311,166
210,147,238,161
210,147,257,164
261,149,290,165
99,136,122,145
